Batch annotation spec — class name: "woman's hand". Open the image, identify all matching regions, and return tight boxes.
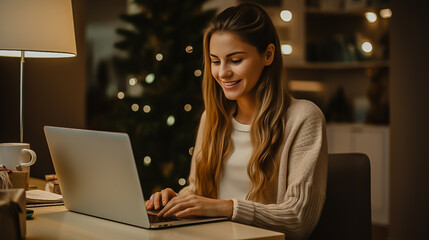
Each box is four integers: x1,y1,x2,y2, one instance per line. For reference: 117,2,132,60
157,192,233,219
145,188,177,210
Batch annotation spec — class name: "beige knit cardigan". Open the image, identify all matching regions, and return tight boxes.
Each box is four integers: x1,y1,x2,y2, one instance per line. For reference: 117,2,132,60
182,98,328,240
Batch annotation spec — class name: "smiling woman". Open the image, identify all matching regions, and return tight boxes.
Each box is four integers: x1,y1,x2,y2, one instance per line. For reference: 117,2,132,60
146,3,328,240
209,31,274,120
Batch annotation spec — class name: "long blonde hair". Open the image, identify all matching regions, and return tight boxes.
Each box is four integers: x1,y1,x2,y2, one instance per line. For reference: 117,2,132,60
195,3,291,202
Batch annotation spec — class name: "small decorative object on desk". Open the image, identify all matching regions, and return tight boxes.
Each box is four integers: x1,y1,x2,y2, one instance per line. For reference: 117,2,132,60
45,174,61,194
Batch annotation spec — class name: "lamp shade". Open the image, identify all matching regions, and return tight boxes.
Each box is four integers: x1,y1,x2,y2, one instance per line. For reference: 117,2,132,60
0,0,77,58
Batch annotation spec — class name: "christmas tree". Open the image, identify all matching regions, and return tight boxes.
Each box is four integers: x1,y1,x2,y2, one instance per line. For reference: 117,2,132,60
98,0,216,197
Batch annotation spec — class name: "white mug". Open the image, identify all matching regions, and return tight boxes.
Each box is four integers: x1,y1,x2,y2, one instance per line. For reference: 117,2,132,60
0,143,37,172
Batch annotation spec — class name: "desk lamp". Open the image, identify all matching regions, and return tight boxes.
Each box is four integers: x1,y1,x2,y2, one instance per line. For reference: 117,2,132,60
0,0,77,143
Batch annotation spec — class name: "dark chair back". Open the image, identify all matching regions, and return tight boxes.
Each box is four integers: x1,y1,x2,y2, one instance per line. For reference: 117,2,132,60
309,153,372,240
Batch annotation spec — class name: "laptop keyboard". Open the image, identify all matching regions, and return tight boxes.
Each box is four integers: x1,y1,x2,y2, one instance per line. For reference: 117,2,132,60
148,213,179,223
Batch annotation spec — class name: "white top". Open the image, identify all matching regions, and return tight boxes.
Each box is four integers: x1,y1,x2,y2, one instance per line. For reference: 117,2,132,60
218,117,252,200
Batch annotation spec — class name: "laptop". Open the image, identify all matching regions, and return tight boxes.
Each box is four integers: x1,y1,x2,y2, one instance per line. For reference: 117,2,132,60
44,126,227,228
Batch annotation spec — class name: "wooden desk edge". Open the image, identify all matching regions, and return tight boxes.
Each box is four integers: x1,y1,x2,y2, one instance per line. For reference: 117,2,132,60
27,205,285,240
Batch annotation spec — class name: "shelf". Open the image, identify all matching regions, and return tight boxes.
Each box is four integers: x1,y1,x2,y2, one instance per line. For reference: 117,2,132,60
284,60,389,70
306,7,366,16
306,5,390,16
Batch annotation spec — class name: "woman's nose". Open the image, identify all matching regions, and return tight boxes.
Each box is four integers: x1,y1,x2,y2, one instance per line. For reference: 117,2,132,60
218,63,232,79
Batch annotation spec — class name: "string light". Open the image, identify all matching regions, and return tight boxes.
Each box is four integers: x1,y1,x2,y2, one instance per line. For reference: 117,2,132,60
145,73,155,84
185,46,193,53
144,156,151,166
155,53,163,61
143,105,151,113
194,69,202,77
280,10,292,22
178,178,186,186
166,115,175,126
380,8,392,18
184,104,192,112
365,12,377,23
281,44,293,55
117,92,125,99
131,103,139,112
362,41,373,53
129,77,137,86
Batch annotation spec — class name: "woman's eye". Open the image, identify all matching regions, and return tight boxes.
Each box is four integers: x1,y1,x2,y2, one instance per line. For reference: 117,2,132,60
211,59,220,65
231,59,242,64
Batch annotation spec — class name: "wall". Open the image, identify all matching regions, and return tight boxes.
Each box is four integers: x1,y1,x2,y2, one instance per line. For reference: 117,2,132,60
389,0,429,239
0,0,87,178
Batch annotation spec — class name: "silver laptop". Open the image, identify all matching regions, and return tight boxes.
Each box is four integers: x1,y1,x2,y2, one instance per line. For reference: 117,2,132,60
44,126,227,228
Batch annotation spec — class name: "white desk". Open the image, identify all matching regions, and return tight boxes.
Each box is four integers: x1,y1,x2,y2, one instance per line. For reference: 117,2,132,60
27,206,284,240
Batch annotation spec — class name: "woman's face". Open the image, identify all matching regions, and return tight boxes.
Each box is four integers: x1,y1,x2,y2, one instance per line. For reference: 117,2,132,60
209,31,269,102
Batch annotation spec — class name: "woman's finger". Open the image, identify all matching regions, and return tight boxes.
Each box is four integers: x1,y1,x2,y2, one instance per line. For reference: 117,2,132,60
146,193,155,209
162,200,195,217
157,196,176,216
161,188,176,206
157,194,189,216
153,192,162,210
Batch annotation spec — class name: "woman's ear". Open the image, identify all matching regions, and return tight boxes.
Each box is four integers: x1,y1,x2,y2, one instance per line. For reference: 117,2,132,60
264,43,275,66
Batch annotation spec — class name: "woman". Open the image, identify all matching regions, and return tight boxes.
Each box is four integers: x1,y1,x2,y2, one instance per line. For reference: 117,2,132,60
146,3,327,239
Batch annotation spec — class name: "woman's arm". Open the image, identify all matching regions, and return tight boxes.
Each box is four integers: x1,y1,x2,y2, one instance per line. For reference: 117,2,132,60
232,101,328,240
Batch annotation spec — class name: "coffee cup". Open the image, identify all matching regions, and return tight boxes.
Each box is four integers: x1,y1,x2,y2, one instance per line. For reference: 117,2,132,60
0,143,37,172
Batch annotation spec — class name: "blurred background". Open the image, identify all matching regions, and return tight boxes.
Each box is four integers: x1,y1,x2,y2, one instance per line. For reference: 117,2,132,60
1,0,428,239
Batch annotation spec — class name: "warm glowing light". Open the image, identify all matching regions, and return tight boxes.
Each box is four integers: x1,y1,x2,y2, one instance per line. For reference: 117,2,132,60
185,46,193,53
280,10,292,22
194,69,202,77
143,105,151,113
131,103,139,112
178,178,186,186
281,44,293,55
129,77,137,86
155,53,163,61
362,41,373,53
117,92,125,99
365,12,377,23
167,115,175,126
184,104,192,112
380,8,392,18
288,80,324,92
143,156,151,166
145,73,155,84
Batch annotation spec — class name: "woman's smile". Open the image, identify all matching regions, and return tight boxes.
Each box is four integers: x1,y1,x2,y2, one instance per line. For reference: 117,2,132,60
222,79,242,88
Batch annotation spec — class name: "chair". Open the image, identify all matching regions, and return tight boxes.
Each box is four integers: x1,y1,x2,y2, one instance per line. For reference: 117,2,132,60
309,153,372,240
